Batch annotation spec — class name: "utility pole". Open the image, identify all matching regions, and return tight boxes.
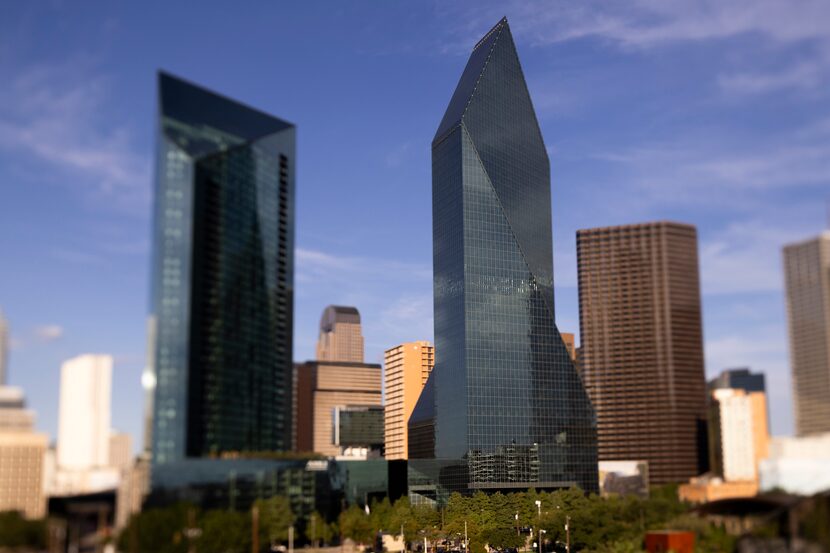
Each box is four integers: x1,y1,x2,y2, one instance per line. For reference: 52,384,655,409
565,516,570,553
251,505,259,553
289,525,294,553
534,500,541,553
464,520,468,552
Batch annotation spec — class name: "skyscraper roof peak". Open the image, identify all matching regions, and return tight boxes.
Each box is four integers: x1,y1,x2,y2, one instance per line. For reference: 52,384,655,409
158,70,293,158
433,17,513,145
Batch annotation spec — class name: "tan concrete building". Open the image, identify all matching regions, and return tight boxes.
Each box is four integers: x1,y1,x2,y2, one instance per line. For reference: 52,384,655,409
115,455,150,530
0,386,46,519
560,332,577,362
709,388,769,482
316,306,365,363
0,431,47,518
108,432,133,471
577,221,707,484
678,476,758,504
384,341,434,460
783,232,830,436
295,361,382,456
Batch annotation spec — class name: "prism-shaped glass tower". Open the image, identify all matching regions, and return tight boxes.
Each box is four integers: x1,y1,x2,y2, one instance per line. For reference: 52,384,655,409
430,18,597,493
149,72,295,467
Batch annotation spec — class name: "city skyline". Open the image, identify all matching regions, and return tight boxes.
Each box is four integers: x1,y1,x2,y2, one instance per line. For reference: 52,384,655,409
3,2,829,448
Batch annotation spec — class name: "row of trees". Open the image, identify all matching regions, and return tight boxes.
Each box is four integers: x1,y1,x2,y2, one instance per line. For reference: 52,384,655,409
0,511,46,550
338,487,691,553
117,485,735,553
118,496,314,553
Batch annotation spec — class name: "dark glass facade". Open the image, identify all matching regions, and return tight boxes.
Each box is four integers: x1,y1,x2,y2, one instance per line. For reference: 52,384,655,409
333,406,384,449
150,72,295,468
424,18,598,495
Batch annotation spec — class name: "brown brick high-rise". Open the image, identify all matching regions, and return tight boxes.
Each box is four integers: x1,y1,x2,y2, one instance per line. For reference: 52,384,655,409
577,222,707,484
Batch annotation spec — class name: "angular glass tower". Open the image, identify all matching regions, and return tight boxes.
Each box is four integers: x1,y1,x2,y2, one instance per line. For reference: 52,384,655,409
430,18,597,493
149,72,295,466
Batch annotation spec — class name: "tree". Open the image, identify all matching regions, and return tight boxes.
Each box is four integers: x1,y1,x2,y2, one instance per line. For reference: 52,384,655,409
369,498,394,534
199,509,251,553
256,496,296,547
0,511,46,549
482,526,525,550
339,505,373,544
116,503,193,553
304,511,334,546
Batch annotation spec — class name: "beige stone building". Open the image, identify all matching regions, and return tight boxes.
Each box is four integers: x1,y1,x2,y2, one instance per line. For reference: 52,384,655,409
0,432,47,518
709,388,769,482
0,386,46,519
316,306,365,363
577,221,707,484
115,455,150,530
783,232,830,436
384,342,434,460
295,361,382,456
109,432,133,471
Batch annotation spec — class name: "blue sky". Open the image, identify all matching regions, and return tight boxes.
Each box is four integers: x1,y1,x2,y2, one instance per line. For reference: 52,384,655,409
1,1,828,449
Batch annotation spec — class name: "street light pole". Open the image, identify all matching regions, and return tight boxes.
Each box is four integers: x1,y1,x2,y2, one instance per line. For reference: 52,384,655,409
464,520,468,553
565,516,570,553
534,500,541,553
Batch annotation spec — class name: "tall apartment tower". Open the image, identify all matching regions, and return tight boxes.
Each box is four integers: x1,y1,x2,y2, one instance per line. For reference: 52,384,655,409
577,222,708,484
0,309,8,386
149,72,295,466
783,232,830,436
709,386,769,482
384,341,434,460
316,305,364,363
57,355,112,469
427,17,598,493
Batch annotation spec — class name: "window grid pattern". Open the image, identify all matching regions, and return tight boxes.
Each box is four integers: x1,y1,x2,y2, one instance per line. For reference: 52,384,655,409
150,73,295,467
429,19,598,495
577,222,707,484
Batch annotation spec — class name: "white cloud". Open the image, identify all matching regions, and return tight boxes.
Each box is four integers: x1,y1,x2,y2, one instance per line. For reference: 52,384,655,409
503,0,830,49
294,247,433,362
439,0,830,95
33,324,64,343
0,60,150,214
588,120,830,209
10,324,66,350
718,59,826,94
379,295,434,343
296,247,431,285
700,220,816,295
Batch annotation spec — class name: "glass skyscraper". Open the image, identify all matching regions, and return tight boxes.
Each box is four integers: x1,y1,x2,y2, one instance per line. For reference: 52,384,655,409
149,72,295,467
426,17,598,494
